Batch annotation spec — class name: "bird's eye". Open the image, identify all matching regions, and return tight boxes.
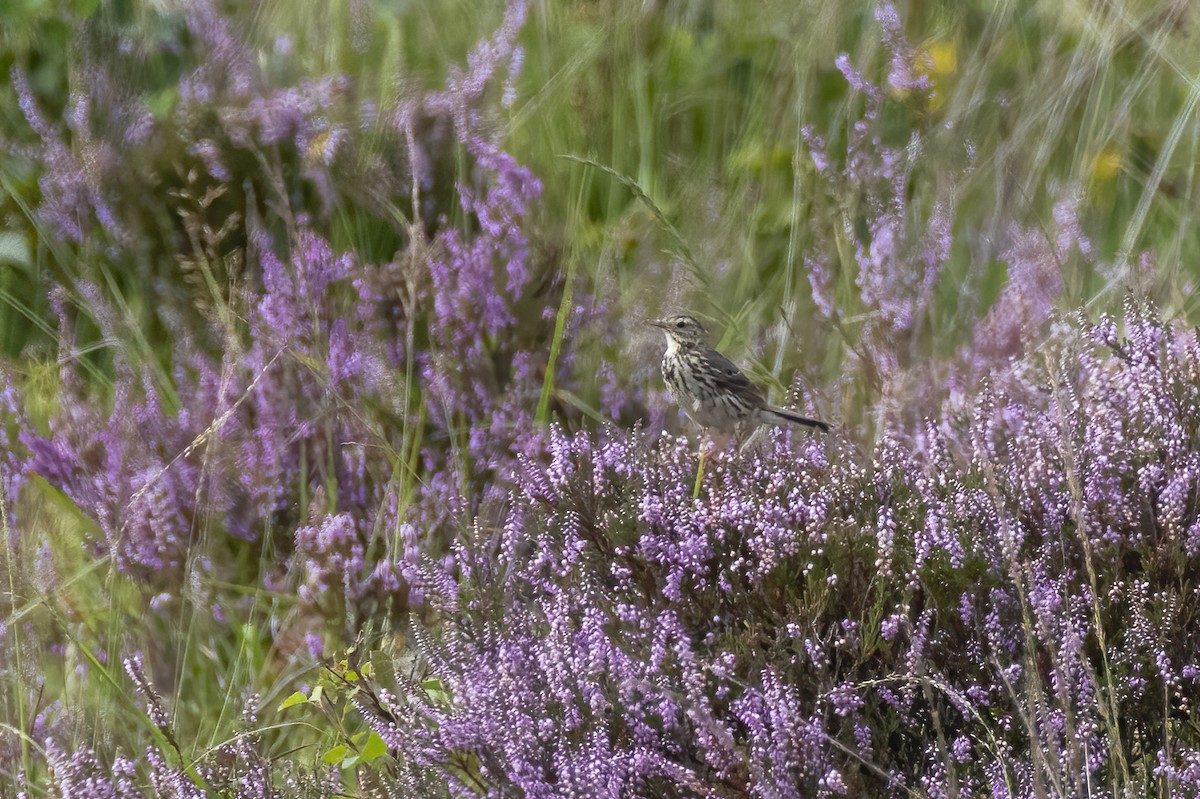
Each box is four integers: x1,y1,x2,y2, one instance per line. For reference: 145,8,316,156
675,320,686,329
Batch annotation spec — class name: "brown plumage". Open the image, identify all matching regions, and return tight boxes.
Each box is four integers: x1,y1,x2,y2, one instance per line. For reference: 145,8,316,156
649,314,829,435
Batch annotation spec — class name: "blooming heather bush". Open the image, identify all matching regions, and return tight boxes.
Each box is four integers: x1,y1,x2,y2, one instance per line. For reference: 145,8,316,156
7,0,565,626
3,1,577,788
345,301,1200,798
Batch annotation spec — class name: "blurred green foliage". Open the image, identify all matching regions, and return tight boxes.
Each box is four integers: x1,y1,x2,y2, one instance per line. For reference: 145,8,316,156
5,1,1200,367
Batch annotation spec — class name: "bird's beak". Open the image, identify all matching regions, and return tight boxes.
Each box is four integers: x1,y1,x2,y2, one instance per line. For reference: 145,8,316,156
648,318,668,329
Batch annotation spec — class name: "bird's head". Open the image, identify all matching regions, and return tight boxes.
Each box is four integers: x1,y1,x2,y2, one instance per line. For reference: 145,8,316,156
649,314,709,349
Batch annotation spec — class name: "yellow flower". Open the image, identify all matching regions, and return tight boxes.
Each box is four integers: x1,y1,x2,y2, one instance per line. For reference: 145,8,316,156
926,41,957,77
916,39,957,111
1092,147,1122,181
305,130,332,168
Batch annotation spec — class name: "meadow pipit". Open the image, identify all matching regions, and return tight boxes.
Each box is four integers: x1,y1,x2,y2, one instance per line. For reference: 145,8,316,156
650,314,829,436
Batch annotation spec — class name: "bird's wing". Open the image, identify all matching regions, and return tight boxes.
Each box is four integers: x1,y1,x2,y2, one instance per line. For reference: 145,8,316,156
704,348,766,404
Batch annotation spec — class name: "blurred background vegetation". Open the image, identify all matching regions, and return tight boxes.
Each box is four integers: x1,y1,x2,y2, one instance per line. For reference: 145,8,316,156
5,0,1200,371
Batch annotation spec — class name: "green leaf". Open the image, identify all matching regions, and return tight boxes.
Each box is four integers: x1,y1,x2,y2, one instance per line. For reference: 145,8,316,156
360,731,388,762
0,232,31,268
421,677,452,706
144,87,180,120
279,691,309,711
323,744,349,765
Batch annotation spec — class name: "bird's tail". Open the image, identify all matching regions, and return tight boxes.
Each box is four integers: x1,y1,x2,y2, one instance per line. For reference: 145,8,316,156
765,406,830,431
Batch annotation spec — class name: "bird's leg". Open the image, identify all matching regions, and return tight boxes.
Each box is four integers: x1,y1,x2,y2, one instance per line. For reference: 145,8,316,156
693,429,711,499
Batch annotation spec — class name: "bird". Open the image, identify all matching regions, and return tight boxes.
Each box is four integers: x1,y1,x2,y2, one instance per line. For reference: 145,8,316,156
649,314,829,436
